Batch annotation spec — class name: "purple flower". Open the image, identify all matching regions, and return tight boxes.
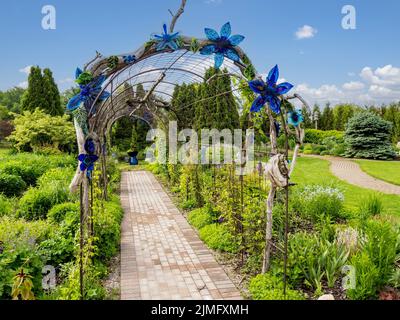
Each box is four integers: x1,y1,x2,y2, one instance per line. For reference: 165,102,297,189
248,65,293,114
200,22,245,69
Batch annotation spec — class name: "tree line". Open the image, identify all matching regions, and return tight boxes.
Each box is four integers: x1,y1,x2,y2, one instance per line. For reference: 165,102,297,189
302,103,400,142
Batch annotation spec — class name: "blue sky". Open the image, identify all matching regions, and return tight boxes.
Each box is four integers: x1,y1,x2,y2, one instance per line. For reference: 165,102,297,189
1,0,399,106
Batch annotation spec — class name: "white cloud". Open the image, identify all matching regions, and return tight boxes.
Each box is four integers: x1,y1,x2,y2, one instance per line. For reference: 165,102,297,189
291,64,400,107
58,78,74,84
342,81,365,91
205,0,222,4
295,25,317,39
19,65,33,75
17,81,28,89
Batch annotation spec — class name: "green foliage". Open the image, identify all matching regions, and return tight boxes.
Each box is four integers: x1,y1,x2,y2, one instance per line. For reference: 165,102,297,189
199,224,239,253
389,268,400,289
171,83,198,130
293,185,345,222
285,232,349,293
2,161,46,186
47,202,79,224
346,252,380,300
188,207,214,230
8,109,76,153
195,68,240,131
0,87,26,113
362,220,398,283
0,195,12,216
21,66,63,116
304,129,344,144
344,112,396,160
0,216,52,298
179,165,204,208
0,173,26,197
359,194,384,217
94,199,123,261
249,273,306,300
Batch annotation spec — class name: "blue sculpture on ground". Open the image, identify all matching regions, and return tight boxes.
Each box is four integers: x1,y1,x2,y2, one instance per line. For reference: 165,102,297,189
128,151,139,166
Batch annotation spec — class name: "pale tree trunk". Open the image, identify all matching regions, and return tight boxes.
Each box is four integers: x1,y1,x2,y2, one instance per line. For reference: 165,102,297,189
262,186,276,273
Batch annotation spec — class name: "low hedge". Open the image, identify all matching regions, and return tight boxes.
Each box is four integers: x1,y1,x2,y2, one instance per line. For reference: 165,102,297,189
0,172,27,197
304,129,344,145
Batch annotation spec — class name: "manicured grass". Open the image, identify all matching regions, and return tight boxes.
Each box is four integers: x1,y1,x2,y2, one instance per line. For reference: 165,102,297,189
355,159,400,186
291,157,400,217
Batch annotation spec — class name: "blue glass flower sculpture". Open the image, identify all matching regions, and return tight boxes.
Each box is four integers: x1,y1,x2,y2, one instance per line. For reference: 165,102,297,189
153,24,180,51
288,109,304,127
200,22,245,69
84,138,96,155
123,55,136,64
78,154,98,174
248,65,293,114
67,68,111,113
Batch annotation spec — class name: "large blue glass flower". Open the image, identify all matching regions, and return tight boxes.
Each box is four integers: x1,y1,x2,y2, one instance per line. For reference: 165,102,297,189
153,24,180,51
288,109,304,127
248,65,293,114
78,154,99,173
200,22,245,69
67,68,111,113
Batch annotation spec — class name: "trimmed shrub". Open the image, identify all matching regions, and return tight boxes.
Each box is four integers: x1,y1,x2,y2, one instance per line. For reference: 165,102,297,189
199,224,239,253
304,129,344,145
1,162,44,186
188,207,213,230
17,182,69,220
0,172,27,197
0,194,12,216
47,202,79,224
249,273,306,300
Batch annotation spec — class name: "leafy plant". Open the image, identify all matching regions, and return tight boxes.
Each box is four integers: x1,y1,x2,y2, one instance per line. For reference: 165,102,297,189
346,252,380,300
0,173,27,197
11,269,35,300
199,224,239,253
359,194,384,217
249,273,306,300
188,207,214,230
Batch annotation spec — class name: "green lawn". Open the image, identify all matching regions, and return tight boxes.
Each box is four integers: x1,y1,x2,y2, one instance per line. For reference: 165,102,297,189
355,159,400,186
291,157,400,218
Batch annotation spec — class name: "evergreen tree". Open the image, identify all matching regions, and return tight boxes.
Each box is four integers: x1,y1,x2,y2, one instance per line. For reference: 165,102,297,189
21,66,62,116
344,112,396,160
43,68,62,116
195,68,239,130
320,104,334,130
301,105,312,128
312,104,321,130
21,66,46,113
382,104,400,143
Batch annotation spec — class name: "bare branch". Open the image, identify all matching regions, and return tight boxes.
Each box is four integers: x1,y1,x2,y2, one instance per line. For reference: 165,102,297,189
169,0,187,33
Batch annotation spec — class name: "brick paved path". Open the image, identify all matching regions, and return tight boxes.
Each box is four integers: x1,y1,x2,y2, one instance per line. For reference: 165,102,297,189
120,171,243,300
309,156,400,195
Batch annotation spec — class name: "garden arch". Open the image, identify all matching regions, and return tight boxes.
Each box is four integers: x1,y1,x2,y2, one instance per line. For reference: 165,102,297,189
66,0,310,297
